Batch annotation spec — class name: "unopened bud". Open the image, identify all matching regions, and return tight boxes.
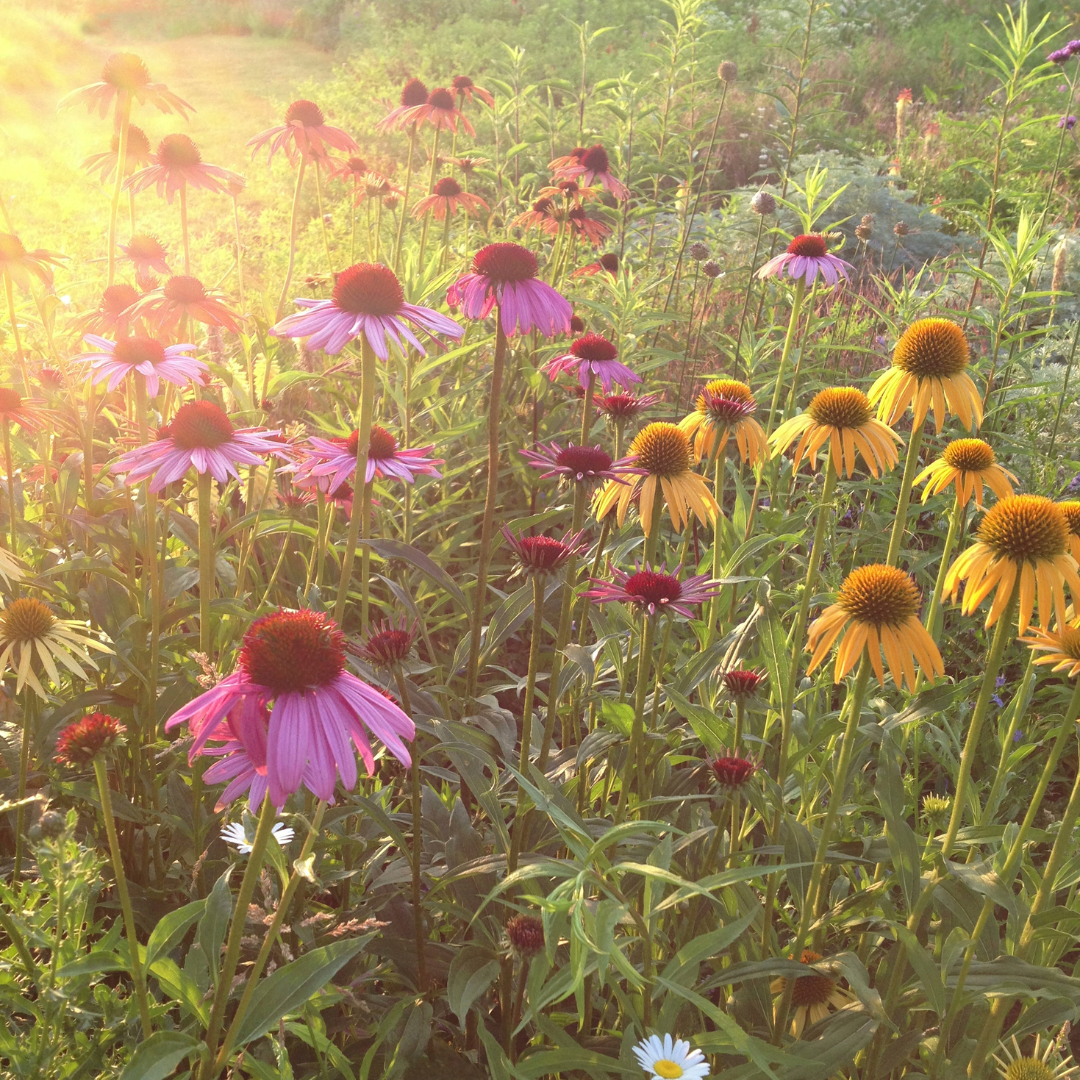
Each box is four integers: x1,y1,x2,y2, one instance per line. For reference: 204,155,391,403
1053,238,1068,296
688,241,710,262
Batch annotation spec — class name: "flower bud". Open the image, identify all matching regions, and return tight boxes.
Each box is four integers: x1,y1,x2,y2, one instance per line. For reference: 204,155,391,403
506,914,545,956
701,259,722,279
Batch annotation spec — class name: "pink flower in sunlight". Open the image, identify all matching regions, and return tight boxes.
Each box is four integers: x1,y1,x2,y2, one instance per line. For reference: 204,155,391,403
401,87,475,135
81,125,154,184
289,424,443,493
501,528,588,578
573,252,619,278
167,608,415,808
78,335,207,396
596,391,662,424
519,441,639,486
59,52,194,120
447,243,571,338
119,234,171,278
565,206,611,246
73,283,141,339
512,197,561,235
452,75,494,107
0,233,65,291
271,263,463,359
248,99,359,166
125,134,244,204
757,234,852,288
585,563,720,618
412,177,488,220
543,332,641,393
376,77,431,133
127,275,243,335
550,144,629,201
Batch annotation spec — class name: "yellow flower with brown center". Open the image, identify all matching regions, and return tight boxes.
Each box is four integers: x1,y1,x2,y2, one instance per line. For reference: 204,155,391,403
869,317,982,433
594,422,718,535
807,564,944,689
678,378,767,465
0,597,113,699
1059,500,1080,561
945,495,1080,632
915,437,1017,508
1021,621,1080,678
770,387,902,478
993,1035,1079,1080
770,950,855,1039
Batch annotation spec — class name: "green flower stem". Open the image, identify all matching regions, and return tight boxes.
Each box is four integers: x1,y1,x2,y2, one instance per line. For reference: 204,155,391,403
134,379,160,758
885,419,925,567
763,277,806,439
1048,310,1080,461
465,311,508,701
978,649,1036,828
580,370,596,446
197,471,215,655
231,194,245,313
733,213,767,377
939,582,1019,863
333,337,376,627
417,127,441,268
771,651,872,1043
200,796,277,1077
923,492,963,644
13,692,34,880
313,161,333,277
705,440,726,644
107,92,132,287
623,611,658,820
4,271,30,398
508,574,546,876
3,418,16,555
393,126,419,274
212,802,327,1077
93,756,152,1039
930,676,1080,1078
179,183,191,275
729,698,746,862
259,517,295,608
311,490,327,592
81,380,97,522
275,156,308,320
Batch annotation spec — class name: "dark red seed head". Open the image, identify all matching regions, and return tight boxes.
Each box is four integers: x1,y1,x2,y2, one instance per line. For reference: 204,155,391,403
433,177,463,198
400,77,429,108
163,275,207,304
102,53,151,92
599,253,619,273
358,620,415,667
580,144,611,173
168,400,234,449
570,315,586,333
452,75,476,93
472,243,538,283
570,333,618,362
427,87,455,110
332,263,405,316
708,753,759,788
0,388,24,413
113,336,167,368
285,99,325,127
723,669,766,698
506,914,545,956
156,133,201,169
55,712,126,765
240,609,347,693
555,445,613,475
786,234,828,258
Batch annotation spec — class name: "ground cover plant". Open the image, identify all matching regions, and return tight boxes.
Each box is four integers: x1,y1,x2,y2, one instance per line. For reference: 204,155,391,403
7,0,1080,1077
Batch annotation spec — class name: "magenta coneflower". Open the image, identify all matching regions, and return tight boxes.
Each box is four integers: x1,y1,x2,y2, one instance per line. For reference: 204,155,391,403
412,177,488,220
512,197,561,235
248,99,359,166
519,441,637,486
708,750,760,789
597,391,661,423
59,52,193,119
551,144,629,200
128,275,242,335
402,87,475,135
81,125,153,184
73,283,140,338
355,616,416,667
166,608,415,807
757,234,852,288
452,75,494,107
447,243,572,338
356,172,402,205
573,252,619,278
119,234,171,278
376,77,431,133
79,334,207,396
55,712,126,765
544,332,641,394
112,399,287,492
330,155,368,184
125,134,244,204
0,389,44,432
585,563,720,618
565,206,611,246
292,424,443,493
272,263,462,359
721,668,767,701
502,528,588,578
539,178,602,206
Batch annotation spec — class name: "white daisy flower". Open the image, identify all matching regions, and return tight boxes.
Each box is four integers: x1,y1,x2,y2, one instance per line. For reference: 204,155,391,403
221,820,294,854
632,1033,709,1080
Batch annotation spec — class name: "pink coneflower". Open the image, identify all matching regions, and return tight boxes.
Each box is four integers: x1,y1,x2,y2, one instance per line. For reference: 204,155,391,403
402,87,475,135
708,750,760,788
125,134,244,204
376,77,431,133
248,99,359,166
356,172,402,205
112,399,287,492
354,616,416,667
597,391,661,423
127,275,243,335
0,389,45,432
412,177,488,220
0,234,65,291
585,563,720,618
59,52,193,120
119,234,171,278
73,283,140,338
519,441,637,486
271,263,463,359
447,243,572,338
512,197,561,235
544,332,641,393
721,668,767,701
78,334,207,396
501,528,588,577
452,75,494,107
293,424,443,493
565,206,611,246
166,608,415,807
330,155,368,184
551,144,629,201
539,179,601,205
81,124,153,184
757,234,852,288
573,252,619,278
55,712,126,765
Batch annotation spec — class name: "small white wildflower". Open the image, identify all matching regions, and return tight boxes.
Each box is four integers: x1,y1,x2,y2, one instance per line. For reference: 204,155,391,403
221,820,294,854
632,1034,709,1080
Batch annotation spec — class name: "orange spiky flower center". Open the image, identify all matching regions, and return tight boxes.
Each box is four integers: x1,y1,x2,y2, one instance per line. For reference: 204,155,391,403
332,263,405,316
807,387,873,429
837,564,921,627
630,422,691,477
163,275,207,304
102,53,151,92
977,495,1068,563
113,336,166,368
893,318,969,378
286,99,325,127
786,234,827,258
0,598,56,642
156,134,201,169
942,438,994,472
168,401,234,449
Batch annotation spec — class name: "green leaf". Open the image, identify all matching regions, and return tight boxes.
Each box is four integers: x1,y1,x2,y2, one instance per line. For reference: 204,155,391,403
118,1032,203,1080
145,898,206,969
358,538,468,611
447,946,501,1023
200,866,234,986
55,951,126,978
894,926,945,1018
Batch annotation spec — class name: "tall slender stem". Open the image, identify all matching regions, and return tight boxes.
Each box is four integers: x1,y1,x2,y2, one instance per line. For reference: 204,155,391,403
13,693,34,879
134,380,160,741
4,271,30,396
885,419,924,567
924,493,964,644
624,612,657,816
417,128,442,267
231,195,245,312
276,157,308,320
107,93,132,287
197,471,215,655
179,183,190,275
733,213,767,376
314,162,333,276
393,127,419,274
3,419,16,555
1048,312,1080,460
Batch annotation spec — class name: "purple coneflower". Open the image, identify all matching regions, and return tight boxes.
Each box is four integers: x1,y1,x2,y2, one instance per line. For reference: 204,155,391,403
544,332,641,393
59,52,193,119
292,424,443,493
550,144,629,201
376,77,431,133
166,608,415,807
271,262,463,359
79,335,207,396
596,391,661,423
452,75,494,107
512,197,561,235
519,441,637,486
124,134,244,204
73,283,140,339
501,528,588,577
402,87,475,135
0,389,45,432
757,233,852,287
564,206,611,246
128,275,242,335
1060,115,1077,129
412,177,488,220
119,234,171,279
112,399,287,492
573,252,619,278
448,243,570,337
0,233,65,291
585,563,720,618
248,99,359,166
81,125,154,184
355,616,417,667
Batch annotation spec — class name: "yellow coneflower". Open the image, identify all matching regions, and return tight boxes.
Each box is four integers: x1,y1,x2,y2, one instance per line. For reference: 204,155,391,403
1021,621,1080,678
770,951,855,1039
678,378,767,465
945,495,1080,632
807,564,944,689
915,437,1017,508
770,387,902,478
994,1035,1079,1080
1059,500,1080,560
594,422,718,535
0,597,112,699
869,317,982,432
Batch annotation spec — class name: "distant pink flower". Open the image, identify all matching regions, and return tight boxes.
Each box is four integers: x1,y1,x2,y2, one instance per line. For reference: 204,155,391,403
271,263,463,359
290,424,443,493
166,608,415,808
79,334,207,395
119,234,171,278
519,441,638,486
412,177,488,220
501,528,588,578
112,399,287,492
512,197,561,235
544,332,641,393
452,75,494,107
401,87,475,135
447,243,571,338
376,77,431,133
124,134,244,204
550,144,629,201
72,283,140,339
757,234,852,288
565,206,611,246
59,52,193,120
585,563,720,618
248,99,359,166
596,391,661,423
127,275,242,335
81,125,154,184
573,252,619,277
